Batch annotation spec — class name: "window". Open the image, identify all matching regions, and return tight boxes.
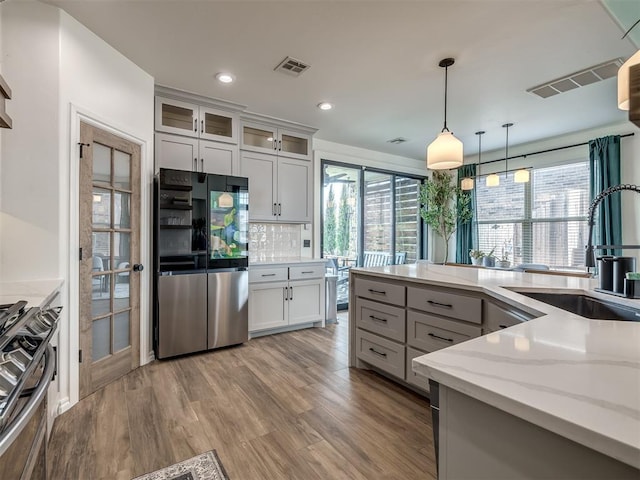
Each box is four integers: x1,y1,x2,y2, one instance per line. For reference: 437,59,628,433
475,161,590,270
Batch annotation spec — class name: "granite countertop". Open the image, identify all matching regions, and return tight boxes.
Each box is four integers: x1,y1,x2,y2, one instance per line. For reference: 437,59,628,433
352,264,640,469
249,257,327,266
0,279,63,307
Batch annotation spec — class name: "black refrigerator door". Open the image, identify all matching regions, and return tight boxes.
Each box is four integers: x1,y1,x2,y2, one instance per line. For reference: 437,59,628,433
207,174,249,270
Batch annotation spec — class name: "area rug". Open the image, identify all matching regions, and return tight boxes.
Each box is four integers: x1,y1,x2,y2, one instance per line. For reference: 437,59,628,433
133,450,229,480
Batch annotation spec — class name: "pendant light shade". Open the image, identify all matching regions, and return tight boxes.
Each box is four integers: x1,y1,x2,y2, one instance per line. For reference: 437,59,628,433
427,131,464,170
514,168,530,183
427,58,463,170
486,174,500,187
460,176,474,190
618,49,640,111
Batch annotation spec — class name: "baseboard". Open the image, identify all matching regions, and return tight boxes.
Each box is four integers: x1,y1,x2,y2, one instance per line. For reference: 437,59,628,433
145,350,155,364
57,397,72,415
249,322,315,339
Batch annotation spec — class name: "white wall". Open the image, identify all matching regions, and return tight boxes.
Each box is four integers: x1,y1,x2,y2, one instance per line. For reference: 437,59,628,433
0,0,154,419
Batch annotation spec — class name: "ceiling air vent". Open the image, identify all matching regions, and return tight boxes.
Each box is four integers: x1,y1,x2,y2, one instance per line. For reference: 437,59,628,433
274,56,310,77
387,137,408,144
527,58,624,99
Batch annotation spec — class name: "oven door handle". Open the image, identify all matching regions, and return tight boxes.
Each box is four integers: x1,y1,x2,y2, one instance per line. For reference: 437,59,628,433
0,345,54,456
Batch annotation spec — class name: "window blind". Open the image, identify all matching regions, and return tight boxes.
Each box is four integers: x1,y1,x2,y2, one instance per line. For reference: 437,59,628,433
475,161,590,271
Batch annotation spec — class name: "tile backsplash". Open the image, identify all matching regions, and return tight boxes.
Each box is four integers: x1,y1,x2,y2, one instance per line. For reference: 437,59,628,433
249,223,310,261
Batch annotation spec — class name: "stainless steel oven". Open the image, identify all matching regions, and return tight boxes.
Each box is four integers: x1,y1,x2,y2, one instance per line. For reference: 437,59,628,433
0,299,61,480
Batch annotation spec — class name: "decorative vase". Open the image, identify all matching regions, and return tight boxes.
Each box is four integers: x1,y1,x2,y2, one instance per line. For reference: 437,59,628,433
482,256,495,268
471,257,483,266
496,260,510,269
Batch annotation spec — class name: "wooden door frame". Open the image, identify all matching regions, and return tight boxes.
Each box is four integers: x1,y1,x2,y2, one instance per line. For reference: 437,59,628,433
66,106,151,410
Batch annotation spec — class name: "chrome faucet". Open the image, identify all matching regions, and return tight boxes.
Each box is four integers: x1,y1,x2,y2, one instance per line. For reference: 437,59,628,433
585,184,640,268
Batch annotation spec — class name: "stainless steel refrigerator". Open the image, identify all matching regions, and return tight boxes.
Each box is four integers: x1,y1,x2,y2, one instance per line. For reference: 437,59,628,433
154,168,249,359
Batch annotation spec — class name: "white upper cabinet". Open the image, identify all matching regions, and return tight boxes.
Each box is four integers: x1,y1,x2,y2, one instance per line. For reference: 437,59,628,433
155,95,239,144
240,119,313,161
155,132,237,176
277,158,311,223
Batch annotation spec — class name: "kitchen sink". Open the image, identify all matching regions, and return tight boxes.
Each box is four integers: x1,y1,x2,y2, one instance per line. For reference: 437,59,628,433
517,292,640,321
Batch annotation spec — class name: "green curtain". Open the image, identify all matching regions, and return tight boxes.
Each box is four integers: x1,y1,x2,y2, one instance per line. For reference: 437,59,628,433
455,164,477,264
589,135,622,257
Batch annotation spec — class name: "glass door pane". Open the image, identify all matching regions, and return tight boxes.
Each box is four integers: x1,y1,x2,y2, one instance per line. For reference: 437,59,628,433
322,164,360,308
203,110,233,139
363,171,393,265
395,176,422,264
161,103,195,132
209,186,249,261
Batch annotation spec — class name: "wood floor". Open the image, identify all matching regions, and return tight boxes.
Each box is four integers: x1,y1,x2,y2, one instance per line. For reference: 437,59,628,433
48,313,436,479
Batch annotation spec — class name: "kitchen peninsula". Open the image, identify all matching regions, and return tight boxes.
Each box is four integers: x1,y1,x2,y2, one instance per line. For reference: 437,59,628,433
349,263,640,479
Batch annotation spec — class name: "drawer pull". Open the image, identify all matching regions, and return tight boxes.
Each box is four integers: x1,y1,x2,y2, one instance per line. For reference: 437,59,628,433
301,271,314,274
369,347,387,358
369,315,387,323
428,332,454,343
368,289,386,295
499,324,509,329
261,273,276,277
427,300,453,309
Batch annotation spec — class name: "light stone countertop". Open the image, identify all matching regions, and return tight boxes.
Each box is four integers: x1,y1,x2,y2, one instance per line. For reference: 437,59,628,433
249,257,327,267
351,263,640,469
0,279,63,307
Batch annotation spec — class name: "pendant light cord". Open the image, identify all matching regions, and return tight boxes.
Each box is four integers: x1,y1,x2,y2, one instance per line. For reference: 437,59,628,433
442,65,449,132
503,123,513,175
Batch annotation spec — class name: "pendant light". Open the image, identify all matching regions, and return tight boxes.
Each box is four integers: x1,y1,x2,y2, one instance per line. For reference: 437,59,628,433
505,123,530,183
461,130,484,190
427,58,463,170
618,50,640,110
485,126,500,187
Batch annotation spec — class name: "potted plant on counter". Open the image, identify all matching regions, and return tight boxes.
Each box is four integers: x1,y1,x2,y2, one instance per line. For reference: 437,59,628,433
496,251,510,269
469,249,484,266
482,247,496,267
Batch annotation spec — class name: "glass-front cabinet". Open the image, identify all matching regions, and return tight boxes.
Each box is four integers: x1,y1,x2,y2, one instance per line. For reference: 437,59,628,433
241,121,311,160
155,96,238,144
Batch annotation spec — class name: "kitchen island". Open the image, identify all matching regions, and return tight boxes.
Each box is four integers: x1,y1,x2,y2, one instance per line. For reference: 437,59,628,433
349,263,640,478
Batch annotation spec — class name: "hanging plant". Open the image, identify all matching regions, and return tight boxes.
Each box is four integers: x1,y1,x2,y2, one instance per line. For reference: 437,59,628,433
419,170,473,263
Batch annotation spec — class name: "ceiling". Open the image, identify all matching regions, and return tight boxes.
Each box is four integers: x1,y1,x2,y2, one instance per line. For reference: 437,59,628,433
42,0,639,161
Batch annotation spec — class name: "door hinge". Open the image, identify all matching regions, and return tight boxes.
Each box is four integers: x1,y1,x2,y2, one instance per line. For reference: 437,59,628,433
79,349,83,363
78,142,90,158
79,247,83,261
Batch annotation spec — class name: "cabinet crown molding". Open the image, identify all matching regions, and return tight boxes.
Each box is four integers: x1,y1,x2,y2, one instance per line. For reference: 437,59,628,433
240,111,318,134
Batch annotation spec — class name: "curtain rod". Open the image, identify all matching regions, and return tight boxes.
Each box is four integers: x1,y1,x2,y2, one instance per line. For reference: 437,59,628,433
476,132,635,167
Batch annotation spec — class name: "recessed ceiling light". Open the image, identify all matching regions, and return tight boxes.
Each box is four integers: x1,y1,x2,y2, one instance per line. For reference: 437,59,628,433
317,102,333,111
215,72,235,84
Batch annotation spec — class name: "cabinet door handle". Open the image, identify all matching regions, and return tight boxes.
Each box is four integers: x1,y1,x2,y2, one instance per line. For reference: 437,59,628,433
201,119,204,134
194,118,197,132
284,287,288,301
261,273,276,277
193,158,197,172
369,315,387,323
428,332,454,343
427,300,453,309
273,203,278,216
301,271,314,274
278,139,282,151
499,324,509,329
368,289,386,295
278,203,282,216
369,347,387,358
201,158,204,172
273,139,277,150
289,286,293,300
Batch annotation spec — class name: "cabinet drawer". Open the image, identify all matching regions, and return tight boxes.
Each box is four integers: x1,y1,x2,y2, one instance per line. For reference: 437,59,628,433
249,267,288,283
355,297,406,342
484,301,535,333
356,329,405,379
406,346,430,392
289,264,324,280
407,286,482,324
355,277,405,306
407,311,481,352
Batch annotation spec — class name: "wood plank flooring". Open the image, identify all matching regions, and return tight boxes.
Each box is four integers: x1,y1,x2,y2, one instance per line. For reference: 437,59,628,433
48,313,436,479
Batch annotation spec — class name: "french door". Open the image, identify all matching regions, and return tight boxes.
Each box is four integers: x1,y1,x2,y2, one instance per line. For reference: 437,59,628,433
79,121,141,398
321,161,425,309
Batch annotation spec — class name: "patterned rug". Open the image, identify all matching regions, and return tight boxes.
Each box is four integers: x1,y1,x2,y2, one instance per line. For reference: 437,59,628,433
133,450,229,480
